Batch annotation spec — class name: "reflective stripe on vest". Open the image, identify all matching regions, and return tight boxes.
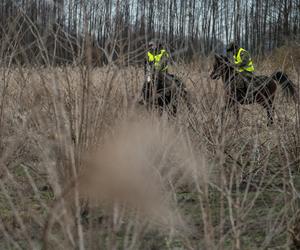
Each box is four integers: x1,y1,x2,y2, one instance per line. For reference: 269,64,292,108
234,48,254,72
147,49,169,71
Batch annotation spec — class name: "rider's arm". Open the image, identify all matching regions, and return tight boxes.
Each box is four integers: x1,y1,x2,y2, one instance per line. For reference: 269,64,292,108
236,50,250,68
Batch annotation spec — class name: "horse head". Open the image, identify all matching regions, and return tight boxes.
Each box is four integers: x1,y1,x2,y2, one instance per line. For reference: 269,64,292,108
210,54,230,80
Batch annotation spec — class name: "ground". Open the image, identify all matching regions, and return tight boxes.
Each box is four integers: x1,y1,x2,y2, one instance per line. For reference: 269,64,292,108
0,64,299,249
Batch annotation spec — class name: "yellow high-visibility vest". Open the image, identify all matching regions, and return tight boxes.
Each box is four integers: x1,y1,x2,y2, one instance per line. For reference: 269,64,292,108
234,48,254,72
147,49,169,71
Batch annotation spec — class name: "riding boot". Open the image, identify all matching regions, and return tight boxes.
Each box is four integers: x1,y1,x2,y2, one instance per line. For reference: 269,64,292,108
236,71,254,91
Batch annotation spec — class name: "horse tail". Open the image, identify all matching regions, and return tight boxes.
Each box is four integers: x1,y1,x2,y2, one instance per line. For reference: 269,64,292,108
272,71,297,98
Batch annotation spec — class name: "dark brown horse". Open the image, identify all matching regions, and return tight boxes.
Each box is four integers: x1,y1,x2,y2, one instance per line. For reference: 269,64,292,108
210,54,297,125
140,69,190,116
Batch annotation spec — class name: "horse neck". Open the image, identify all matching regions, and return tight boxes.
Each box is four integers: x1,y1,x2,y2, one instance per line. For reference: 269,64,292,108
222,66,235,84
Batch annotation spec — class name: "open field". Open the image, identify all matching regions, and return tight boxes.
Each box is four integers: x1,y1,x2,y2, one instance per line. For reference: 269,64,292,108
0,62,299,250
1,1,300,249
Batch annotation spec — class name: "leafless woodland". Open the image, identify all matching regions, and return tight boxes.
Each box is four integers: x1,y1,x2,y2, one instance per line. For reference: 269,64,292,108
0,1,300,250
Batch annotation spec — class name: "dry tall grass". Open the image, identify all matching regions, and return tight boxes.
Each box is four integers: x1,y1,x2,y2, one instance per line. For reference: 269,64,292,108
0,40,300,249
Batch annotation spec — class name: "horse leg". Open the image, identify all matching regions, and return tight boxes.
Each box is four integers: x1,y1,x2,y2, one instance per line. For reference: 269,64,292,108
266,103,274,126
168,92,177,117
139,81,148,105
184,94,193,113
221,97,235,124
179,87,192,112
233,103,240,122
221,104,230,125
157,97,165,116
262,98,274,126
171,104,177,117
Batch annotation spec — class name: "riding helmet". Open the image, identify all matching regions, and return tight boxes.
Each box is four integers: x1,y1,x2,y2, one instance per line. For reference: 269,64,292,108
226,41,238,52
148,41,157,50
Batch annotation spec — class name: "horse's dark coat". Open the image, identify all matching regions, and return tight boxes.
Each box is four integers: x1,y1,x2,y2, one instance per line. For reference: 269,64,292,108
141,72,189,116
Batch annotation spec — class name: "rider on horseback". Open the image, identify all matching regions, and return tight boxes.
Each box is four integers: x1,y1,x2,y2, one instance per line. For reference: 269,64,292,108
226,41,255,89
139,40,183,105
145,41,169,75
226,41,255,74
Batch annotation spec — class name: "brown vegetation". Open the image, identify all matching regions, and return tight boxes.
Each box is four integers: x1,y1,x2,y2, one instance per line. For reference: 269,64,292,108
0,2,300,249
0,1,300,64
0,52,299,248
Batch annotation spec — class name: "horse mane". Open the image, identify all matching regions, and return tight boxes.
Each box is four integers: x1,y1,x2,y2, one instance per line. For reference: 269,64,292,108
214,54,234,73
215,54,230,63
